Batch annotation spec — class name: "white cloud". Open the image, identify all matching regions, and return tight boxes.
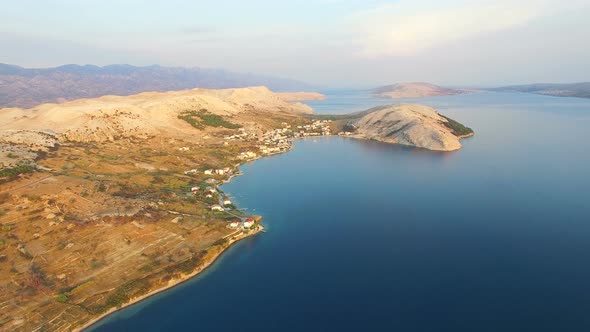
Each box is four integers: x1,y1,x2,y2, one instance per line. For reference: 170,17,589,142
353,0,589,57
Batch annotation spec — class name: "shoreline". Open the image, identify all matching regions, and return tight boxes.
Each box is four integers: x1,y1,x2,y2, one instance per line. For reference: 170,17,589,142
77,225,264,331
78,130,472,330
78,133,300,331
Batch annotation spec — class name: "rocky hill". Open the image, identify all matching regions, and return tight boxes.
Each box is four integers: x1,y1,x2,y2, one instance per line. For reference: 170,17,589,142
491,82,590,99
0,86,311,142
0,86,312,168
0,63,312,108
346,104,473,151
373,82,468,99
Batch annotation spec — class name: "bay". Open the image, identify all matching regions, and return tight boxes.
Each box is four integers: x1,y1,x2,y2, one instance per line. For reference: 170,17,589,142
92,91,590,331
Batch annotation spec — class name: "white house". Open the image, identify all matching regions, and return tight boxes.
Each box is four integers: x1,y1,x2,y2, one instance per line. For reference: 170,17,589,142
191,186,200,193
204,169,213,175
206,194,213,198
223,198,232,205
243,218,255,228
229,220,240,228
211,204,224,211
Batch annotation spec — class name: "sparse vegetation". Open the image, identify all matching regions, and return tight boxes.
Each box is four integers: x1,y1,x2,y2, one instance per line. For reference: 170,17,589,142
441,115,474,136
178,109,241,130
178,112,205,129
0,88,286,330
197,111,241,129
56,292,70,303
94,278,151,313
0,164,35,178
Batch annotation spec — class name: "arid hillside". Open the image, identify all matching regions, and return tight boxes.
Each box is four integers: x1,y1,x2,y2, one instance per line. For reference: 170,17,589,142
351,104,474,151
0,86,315,331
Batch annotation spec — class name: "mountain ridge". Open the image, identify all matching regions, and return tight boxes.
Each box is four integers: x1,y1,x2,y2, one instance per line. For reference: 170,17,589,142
0,63,312,108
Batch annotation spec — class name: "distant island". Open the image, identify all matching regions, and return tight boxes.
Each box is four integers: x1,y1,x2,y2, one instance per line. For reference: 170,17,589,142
491,82,590,99
373,82,469,99
0,63,312,108
276,91,326,102
320,104,474,151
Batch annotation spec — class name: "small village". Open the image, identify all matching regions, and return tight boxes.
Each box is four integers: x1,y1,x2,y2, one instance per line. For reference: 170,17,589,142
189,180,258,231
184,119,333,231
226,119,333,161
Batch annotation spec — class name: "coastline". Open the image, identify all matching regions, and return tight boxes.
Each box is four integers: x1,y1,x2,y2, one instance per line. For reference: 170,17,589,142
78,128,472,331
77,225,264,331
79,132,299,331
344,134,471,152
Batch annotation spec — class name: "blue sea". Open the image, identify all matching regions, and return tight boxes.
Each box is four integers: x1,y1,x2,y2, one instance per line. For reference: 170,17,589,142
91,91,590,331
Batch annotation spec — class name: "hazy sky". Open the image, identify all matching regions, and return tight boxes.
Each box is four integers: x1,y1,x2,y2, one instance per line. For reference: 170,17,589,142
1,0,589,87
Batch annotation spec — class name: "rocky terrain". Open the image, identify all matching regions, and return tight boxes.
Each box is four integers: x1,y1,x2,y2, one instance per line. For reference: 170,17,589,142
373,82,468,99
0,86,312,144
491,82,590,99
0,130,59,168
0,86,313,331
0,63,312,108
336,104,474,151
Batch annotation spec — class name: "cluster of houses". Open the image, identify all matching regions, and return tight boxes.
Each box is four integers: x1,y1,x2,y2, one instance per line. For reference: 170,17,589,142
238,151,258,160
295,120,332,137
190,184,257,230
210,204,224,211
184,168,200,175
229,218,255,229
209,200,231,211
204,167,232,176
259,126,292,154
225,128,256,141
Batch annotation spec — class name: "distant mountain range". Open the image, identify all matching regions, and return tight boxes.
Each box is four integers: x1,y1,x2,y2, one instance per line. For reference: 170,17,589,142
491,82,590,99
0,63,312,108
373,82,468,99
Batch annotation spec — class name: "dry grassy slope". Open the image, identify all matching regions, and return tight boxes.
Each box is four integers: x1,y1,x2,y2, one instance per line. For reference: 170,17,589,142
0,86,312,331
353,104,464,151
0,86,312,143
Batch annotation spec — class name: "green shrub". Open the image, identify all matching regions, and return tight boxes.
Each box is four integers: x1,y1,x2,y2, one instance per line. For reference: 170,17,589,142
441,115,474,136
177,110,241,130
56,292,70,303
0,164,35,178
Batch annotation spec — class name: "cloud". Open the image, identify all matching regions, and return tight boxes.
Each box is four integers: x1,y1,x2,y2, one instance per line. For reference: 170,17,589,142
353,0,588,57
181,26,216,34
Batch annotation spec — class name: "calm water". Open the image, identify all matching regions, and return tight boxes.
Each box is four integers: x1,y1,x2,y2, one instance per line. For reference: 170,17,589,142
92,92,590,332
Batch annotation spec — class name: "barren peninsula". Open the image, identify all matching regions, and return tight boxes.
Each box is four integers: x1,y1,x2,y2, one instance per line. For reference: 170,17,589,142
0,87,473,331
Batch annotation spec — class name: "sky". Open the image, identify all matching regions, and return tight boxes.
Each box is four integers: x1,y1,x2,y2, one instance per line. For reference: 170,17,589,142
1,0,589,87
